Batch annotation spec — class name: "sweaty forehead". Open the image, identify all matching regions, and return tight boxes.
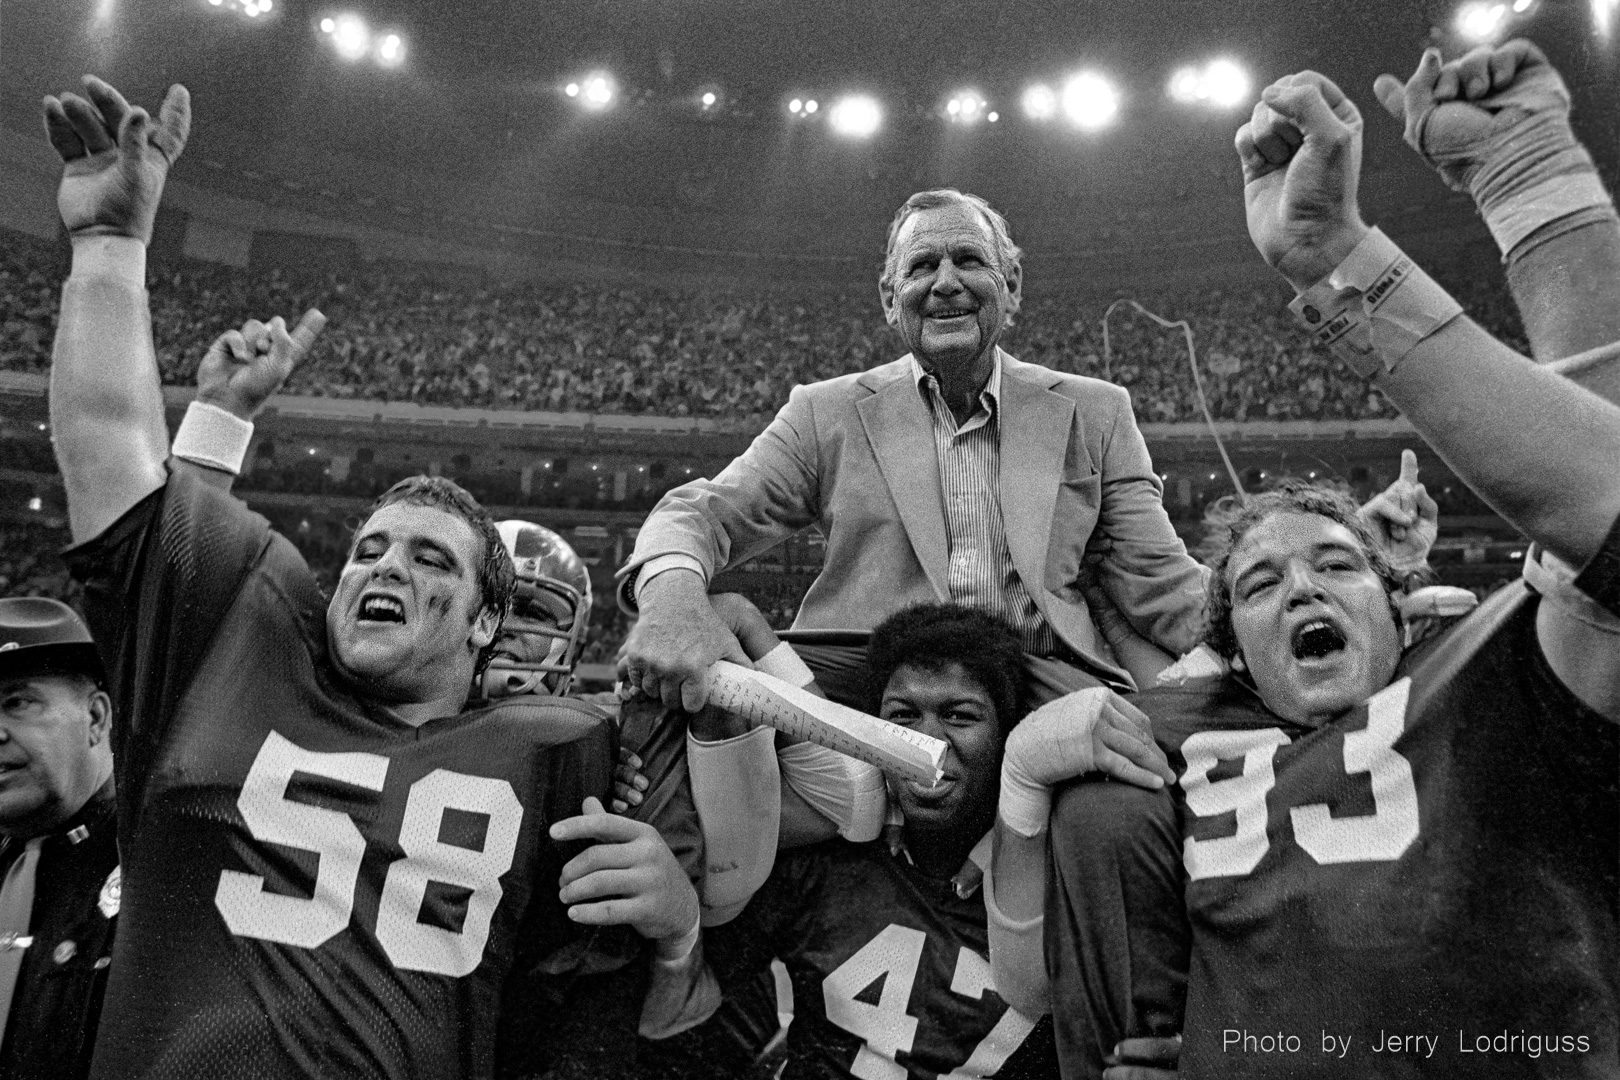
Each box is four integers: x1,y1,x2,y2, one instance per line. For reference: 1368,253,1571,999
356,502,482,566
1228,511,1367,579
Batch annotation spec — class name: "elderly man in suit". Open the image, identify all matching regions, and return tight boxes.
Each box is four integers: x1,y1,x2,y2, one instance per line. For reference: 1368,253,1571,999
619,188,1209,712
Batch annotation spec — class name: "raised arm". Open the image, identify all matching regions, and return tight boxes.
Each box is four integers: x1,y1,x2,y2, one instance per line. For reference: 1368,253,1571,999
1238,69,1620,571
1372,41,1620,364
43,76,191,543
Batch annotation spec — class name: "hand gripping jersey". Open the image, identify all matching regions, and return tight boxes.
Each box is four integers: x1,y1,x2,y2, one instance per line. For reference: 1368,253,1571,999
1137,581,1617,1079
705,838,1058,1080
65,471,614,1079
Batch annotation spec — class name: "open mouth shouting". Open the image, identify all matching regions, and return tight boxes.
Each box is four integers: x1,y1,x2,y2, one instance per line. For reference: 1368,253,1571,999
1291,618,1347,661
357,593,407,625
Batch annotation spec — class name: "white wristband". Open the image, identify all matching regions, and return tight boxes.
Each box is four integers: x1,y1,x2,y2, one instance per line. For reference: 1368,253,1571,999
171,401,255,475
1288,228,1463,379
752,641,815,688
69,236,145,286
655,911,701,963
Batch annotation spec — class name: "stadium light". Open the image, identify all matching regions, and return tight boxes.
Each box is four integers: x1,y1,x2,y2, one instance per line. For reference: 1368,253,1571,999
565,82,580,97
1169,58,1252,108
804,99,818,114
1457,2,1508,40
789,97,803,114
1512,0,1532,9
332,15,369,60
1061,72,1119,130
988,111,999,122
1022,84,1057,120
243,2,260,15
1597,0,1618,37
701,91,717,107
829,95,880,137
319,15,334,30
376,32,404,65
577,72,616,110
946,90,987,124
208,0,224,6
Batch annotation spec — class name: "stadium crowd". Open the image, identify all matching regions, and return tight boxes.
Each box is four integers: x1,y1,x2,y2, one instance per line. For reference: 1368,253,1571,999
0,225,1529,426
0,30,1615,1080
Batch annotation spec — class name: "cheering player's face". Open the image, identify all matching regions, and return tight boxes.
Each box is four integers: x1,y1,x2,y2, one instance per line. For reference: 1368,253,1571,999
1225,511,1402,727
879,661,1003,834
329,502,498,704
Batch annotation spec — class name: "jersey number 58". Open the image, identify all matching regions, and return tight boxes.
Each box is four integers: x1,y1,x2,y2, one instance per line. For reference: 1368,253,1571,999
214,731,523,977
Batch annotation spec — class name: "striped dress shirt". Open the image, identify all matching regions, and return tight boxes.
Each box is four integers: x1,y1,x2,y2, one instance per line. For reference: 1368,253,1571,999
911,355,1058,656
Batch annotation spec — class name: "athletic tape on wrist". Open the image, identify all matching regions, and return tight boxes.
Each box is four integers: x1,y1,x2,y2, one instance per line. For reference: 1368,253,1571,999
1288,228,1463,378
171,401,255,475
777,741,886,842
687,727,779,920
1488,171,1615,261
997,758,1051,839
752,641,815,688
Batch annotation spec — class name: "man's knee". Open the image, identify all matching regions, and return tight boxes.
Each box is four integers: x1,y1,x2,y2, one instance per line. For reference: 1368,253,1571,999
1049,773,1179,870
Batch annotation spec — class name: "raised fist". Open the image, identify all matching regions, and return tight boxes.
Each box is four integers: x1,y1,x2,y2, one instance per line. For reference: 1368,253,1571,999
1372,41,1573,197
43,76,191,245
1235,72,1371,291
197,310,327,421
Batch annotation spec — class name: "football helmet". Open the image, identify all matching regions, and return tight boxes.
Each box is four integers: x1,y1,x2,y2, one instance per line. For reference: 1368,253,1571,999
482,519,592,698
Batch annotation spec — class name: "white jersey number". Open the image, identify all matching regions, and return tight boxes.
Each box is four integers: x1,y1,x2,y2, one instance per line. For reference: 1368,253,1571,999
214,732,524,976
822,923,1036,1079
1179,678,1421,881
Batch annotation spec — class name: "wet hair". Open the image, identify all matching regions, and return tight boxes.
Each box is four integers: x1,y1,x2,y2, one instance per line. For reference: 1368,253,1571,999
1199,480,1408,660
359,476,516,623
865,604,1027,733
880,189,1023,324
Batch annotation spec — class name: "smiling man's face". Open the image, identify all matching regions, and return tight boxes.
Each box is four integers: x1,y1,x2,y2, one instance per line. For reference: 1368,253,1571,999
879,660,1004,835
327,501,496,705
1226,511,1403,727
880,202,1018,376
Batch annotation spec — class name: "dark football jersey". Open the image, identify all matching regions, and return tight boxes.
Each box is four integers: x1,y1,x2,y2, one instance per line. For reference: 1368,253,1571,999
705,838,1058,1080
1138,582,1618,1079
66,471,614,1079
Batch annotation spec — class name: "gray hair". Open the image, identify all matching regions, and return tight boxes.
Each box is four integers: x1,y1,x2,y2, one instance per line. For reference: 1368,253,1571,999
880,189,1023,321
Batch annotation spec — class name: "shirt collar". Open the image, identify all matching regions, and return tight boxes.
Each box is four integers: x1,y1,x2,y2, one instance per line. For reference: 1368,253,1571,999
910,349,1003,418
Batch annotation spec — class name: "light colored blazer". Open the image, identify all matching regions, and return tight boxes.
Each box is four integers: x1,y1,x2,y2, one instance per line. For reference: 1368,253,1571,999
621,350,1209,686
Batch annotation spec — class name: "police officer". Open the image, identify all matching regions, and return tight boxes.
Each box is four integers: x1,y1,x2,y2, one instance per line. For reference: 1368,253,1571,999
0,597,118,1080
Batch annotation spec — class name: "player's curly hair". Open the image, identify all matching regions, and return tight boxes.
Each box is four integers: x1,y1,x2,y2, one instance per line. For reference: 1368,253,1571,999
362,476,517,624
864,604,1027,733
1200,480,1405,661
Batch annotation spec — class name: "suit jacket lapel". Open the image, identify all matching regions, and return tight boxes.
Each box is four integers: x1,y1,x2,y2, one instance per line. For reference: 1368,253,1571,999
999,355,1076,599
856,360,950,599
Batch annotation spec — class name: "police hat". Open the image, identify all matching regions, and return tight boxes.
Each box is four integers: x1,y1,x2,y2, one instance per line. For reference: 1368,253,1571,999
0,597,105,684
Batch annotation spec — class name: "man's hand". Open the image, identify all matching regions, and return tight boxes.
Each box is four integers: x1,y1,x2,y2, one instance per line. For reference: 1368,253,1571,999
1236,71,1371,291
551,797,700,949
707,592,779,661
999,687,1176,838
1372,41,1571,196
622,569,750,712
611,746,649,814
1104,1035,1182,1080
43,76,191,245
1359,449,1439,573
198,310,326,421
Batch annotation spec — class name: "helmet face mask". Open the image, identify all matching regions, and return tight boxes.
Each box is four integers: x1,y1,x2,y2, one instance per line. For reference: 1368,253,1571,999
483,521,592,698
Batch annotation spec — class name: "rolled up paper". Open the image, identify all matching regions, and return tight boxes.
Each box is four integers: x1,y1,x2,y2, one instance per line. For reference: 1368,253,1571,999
704,661,946,786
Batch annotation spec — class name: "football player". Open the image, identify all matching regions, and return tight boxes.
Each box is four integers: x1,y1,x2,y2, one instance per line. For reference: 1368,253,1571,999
481,521,594,700
42,74,700,1079
991,44,1620,1079
643,602,1172,1079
